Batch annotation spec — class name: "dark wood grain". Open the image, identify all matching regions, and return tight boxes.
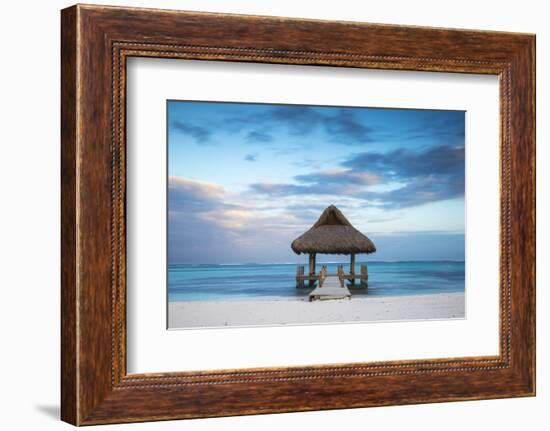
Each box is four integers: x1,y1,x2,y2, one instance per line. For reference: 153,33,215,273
60,6,77,425
61,4,535,425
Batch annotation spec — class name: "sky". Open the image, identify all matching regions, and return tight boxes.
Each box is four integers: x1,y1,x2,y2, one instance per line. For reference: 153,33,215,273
167,100,465,264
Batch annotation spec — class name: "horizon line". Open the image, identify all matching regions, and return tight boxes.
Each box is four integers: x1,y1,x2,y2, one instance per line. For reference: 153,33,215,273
168,259,466,266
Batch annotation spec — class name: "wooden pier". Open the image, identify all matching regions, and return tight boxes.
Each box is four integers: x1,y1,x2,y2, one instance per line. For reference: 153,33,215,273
296,263,368,301
309,275,351,301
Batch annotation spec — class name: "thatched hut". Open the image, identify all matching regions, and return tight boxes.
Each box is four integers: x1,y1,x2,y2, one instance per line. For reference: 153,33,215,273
291,205,376,286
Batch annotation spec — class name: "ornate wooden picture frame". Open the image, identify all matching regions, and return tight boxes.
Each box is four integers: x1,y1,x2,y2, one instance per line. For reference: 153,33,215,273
61,4,535,425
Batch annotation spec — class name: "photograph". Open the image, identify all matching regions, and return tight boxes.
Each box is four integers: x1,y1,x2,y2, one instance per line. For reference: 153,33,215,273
167,100,466,329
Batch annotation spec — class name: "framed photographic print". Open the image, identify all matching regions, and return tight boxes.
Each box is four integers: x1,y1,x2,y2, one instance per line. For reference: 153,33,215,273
61,4,535,425
165,100,467,330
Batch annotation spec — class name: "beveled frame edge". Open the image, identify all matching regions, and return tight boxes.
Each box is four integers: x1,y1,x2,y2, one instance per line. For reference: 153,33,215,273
61,4,535,425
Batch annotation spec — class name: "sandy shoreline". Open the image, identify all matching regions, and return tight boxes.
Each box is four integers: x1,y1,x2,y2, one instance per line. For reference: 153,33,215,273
168,292,465,329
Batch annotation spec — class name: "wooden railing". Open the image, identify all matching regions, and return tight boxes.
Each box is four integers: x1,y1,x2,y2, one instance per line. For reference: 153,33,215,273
296,265,329,288
318,265,328,287
360,264,369,289
297,263,369,291
337,264,345,288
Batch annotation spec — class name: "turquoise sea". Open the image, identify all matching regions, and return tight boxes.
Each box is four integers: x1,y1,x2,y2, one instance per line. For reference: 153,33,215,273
168,261,465,302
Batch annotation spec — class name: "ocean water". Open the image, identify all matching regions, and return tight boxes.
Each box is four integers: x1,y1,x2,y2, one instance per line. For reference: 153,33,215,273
168,261,465,302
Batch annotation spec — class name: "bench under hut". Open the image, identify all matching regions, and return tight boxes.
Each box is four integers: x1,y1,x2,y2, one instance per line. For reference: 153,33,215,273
291,205,376,290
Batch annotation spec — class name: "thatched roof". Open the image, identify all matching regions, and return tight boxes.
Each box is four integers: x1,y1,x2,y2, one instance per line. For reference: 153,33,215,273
291,205,376,255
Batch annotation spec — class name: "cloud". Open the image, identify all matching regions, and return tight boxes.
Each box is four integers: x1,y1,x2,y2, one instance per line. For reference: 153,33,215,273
371,174,464,209
168,175,465,263
249,145,464,209
169,176,276,263
250,182,311,197
343,145,465,179
250,181,367,199
245,130,273,143
295,169,381,186
226,105,380,145
251,181,346,197
265,107,377,145
171,120,212,143
342,145,465,208
268,106,324,135
170,102,464,155
405,112,465,142
168,177,224,212
244,153,259,162
168,176,313,263
323,110,375,144
222,106,323,138
171,104,387,149
168,177,234,263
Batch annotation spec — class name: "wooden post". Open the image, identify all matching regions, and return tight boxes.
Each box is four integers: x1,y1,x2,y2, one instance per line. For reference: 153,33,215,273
337,264,344,288
308,253,316,288
350,253,356,285
295,265,308,288
319,265,327,287
361,264,368,290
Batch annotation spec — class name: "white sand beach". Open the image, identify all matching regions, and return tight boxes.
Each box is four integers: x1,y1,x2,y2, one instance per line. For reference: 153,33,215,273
168,292,465,329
